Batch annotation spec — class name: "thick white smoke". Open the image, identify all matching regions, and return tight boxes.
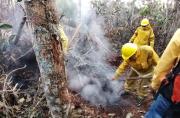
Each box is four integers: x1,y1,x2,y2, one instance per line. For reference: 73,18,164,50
56,0,124,106
55,0,176,106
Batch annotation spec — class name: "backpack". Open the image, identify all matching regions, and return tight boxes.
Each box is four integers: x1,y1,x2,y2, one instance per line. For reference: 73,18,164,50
159,60,180,102
163,104,180,118
157,60,180,118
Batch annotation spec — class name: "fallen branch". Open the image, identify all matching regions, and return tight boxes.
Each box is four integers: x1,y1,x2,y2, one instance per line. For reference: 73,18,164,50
6,64,27,79
68,23,82,50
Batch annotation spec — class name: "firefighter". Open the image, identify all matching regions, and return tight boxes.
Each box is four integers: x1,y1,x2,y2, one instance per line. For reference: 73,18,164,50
129,18,155,48
59,26,69,54
145,29,180,118
112,43,159,106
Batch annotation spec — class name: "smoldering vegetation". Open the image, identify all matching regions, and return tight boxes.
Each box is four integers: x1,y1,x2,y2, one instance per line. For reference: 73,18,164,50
56,0,125,106
67,32,124,106
0,2,39,89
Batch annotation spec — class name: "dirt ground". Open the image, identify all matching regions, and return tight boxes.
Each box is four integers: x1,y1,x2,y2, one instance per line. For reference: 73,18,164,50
60,54,154,118
0,51,154,118
61,88,154,118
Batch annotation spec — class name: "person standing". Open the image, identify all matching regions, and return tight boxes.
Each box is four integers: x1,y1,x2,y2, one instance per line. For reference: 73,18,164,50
129,18,155,48
145,29,180,118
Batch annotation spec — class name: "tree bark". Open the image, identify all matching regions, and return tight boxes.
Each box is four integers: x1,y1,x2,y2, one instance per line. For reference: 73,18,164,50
25,0,66,117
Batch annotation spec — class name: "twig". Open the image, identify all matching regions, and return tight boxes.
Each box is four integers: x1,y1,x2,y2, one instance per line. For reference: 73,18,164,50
0,89,19,93
59,14,65,21
18,3,27,16
69,23,82,49
0,65,5,75
29,95,45,118
6,64,27,79
0,75,6,81
13,16,27,45
1,65,27,115
15,48,33,61
65,88,73,117
66,103,72,117
12,3,27,45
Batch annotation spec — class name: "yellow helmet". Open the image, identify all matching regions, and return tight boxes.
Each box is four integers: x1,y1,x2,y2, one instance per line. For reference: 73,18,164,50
121,43,137,60
141,18,149,26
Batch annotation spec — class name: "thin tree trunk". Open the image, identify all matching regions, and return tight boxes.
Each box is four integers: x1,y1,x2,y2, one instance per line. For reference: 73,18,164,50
25,0,66,117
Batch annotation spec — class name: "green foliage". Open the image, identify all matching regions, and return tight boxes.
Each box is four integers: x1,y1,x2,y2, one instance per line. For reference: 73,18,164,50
154,14,165,26
0,23,12,30
0,23,13,51
139,5,151,16
139,3,166,26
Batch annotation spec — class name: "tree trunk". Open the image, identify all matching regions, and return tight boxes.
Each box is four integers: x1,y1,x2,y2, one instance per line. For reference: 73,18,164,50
25,0,66,117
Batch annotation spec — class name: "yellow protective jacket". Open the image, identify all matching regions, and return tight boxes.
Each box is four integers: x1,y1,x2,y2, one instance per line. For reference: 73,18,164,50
114,45,159,79
151,29,180,90
59,27,69,54
130,25,155,48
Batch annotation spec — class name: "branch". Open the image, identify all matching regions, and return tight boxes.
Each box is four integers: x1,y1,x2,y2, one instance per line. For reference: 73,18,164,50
15,48,33,61
69,23,82,49
6,64,27,79
13,16,27,45
12,3,27,45
1,65,26,116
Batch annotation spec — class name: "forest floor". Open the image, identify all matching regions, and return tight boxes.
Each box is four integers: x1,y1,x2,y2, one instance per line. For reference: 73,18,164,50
60,54,154,118
0,51,153,118
61,88,153,118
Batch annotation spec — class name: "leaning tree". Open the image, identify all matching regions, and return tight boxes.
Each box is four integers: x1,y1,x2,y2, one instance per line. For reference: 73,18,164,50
25,0,67,117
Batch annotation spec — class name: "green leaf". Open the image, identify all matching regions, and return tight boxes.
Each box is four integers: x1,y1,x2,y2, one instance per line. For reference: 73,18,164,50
140,5,151,16
0,23,13,30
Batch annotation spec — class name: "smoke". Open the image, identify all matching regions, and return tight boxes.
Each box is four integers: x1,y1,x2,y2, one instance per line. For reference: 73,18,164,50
0,1,38,89
55,0,125,106
55,0,176,106
0,1,34,52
